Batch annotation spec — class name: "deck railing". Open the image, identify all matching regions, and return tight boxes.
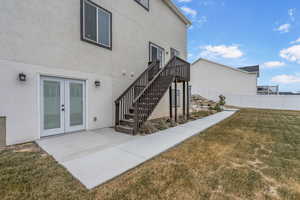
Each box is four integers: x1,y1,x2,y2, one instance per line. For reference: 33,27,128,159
132,56,190,133
115,56,190,134
115,61,160,125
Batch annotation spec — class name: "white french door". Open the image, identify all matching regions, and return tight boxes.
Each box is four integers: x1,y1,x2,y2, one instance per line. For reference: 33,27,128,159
65,79,86,133
41,77,86,137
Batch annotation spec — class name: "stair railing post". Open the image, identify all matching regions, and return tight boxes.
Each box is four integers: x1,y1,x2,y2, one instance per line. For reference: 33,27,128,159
134,102,138,135
169,85,173,120
187,81,190,119
175,78,178,122
183,81,186,118
115,102,120,126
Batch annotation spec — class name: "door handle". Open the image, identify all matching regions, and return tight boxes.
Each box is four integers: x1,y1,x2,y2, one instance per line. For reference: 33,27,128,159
61,105,65,111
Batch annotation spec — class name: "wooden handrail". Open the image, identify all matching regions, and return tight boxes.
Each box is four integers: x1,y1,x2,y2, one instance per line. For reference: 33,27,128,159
133,56,177,103
131,56,190,133
115,61,159,103
115,55,190,133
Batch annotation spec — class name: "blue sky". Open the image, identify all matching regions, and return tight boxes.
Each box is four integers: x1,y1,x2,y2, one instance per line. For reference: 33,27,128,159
173,0,300,92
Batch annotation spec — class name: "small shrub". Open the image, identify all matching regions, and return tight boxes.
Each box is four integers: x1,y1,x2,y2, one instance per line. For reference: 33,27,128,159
219,95,226,106
213,103,222,112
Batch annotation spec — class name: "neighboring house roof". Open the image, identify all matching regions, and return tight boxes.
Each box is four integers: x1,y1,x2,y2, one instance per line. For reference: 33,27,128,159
279,92,300,95
238,65,260,77
162,0,192,26
192,58,259,76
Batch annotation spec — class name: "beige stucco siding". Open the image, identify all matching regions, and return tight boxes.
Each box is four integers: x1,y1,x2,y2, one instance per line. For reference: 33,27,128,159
0,0,188,145
150,83,185,119
0,0,187,99
191,59,257,97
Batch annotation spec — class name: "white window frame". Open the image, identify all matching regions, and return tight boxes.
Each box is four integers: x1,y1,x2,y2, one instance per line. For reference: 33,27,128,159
135,0,150,10
82,0,112,49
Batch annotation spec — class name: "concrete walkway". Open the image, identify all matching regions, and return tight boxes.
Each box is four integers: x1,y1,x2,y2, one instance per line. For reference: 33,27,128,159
37,110,237,189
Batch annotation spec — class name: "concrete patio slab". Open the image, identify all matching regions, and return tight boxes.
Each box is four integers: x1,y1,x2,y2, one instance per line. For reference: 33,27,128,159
36,110,237,189
63,147,144,189
37,128,135,162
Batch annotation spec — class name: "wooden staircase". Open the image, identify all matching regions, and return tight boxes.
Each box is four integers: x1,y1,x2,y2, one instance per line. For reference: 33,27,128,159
115,56,190,135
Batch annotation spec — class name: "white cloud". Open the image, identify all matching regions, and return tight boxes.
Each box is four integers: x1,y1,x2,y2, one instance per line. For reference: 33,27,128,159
275,23,291,33
280,44,300,64
271,74,300,84
200,45,244,59
288,8,296,21
199,1,215,6
263,61,286,68
197,16,208,25
291,37,300,44
177,0,192,2
180,6,197,18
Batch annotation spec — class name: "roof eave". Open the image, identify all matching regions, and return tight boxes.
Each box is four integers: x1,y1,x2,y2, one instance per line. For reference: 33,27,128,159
162,0,192,26
192,58,259,76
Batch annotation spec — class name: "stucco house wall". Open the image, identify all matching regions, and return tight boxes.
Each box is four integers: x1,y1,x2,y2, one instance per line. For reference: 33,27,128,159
0,0,189,145
150,82,186,119
191,59,258,99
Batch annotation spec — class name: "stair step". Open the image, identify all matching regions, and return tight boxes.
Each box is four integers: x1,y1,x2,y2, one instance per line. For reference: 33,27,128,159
142,96,160,99
138,102,156,106
115,125,134,135
125,113,147,119
125,113,134,119
141,97,160,101
129,107,152,113
146,90,166,97
120,119,135,126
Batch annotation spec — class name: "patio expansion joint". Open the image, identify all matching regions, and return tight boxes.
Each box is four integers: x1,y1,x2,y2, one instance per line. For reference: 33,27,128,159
116,146,148,160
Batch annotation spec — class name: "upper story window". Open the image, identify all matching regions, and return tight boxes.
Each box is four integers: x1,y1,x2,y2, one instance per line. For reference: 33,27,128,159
81,0,112,49
135,0,149,11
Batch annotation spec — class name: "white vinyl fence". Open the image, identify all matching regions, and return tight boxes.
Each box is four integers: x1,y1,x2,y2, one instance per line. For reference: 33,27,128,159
192,88,300,111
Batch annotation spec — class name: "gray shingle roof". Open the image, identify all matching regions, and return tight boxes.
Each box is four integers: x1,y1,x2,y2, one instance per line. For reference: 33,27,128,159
238,65,260,77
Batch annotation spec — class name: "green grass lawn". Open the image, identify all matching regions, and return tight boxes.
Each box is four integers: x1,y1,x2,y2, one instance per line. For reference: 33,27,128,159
1,109,300,200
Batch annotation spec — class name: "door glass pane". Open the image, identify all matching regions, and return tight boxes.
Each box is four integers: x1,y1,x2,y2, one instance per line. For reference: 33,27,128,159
150,44,164,67
151,46,158,62
84,2,97,42
98,9,110,46
44,81,61,130
70,83,84,126
158,49,163,64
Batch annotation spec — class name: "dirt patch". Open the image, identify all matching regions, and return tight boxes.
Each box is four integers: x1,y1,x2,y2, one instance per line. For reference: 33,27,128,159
139,110,217,135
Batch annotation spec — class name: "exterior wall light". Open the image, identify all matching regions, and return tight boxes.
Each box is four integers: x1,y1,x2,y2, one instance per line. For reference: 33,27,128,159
18,73,26,82
94,80,101,87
